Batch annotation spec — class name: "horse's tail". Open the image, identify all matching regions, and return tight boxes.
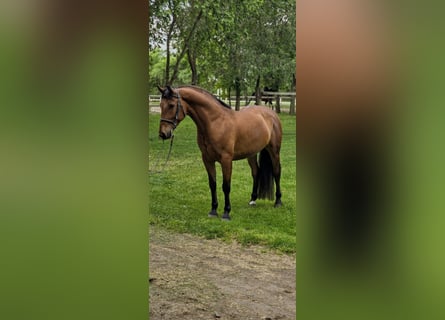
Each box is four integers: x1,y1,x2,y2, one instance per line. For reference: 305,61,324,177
257,149,275,200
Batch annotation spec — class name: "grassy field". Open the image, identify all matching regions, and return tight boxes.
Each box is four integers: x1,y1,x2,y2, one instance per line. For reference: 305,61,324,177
148,112,296,253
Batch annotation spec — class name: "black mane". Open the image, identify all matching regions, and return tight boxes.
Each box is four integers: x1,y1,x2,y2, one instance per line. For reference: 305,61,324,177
178,85,232,110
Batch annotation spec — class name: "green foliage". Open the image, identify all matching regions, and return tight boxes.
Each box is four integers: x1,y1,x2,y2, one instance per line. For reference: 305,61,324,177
149,0,296,94
148,49,165,86
149,48,193,89
148,113,296,253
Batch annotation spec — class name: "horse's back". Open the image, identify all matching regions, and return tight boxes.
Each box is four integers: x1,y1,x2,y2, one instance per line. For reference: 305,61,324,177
239,106,281,135
239,105,280,120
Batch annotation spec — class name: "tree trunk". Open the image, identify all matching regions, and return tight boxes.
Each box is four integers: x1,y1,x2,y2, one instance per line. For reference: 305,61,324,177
187,48,198,85
235,77,241,111
275,94,281,113
169,9,203,84
289,73,296,115
165,16,176,85
255,75,261,105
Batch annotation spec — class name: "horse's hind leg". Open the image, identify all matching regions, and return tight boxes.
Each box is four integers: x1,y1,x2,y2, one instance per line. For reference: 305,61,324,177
267,147,282,207
273,160,282,207
247,155,259,205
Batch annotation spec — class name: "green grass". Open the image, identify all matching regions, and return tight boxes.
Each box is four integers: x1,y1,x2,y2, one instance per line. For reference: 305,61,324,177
149,112,296,253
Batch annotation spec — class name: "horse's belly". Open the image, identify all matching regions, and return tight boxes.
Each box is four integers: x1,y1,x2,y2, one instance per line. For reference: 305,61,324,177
233,138,266,160
232,151,258,161
233,130,270,160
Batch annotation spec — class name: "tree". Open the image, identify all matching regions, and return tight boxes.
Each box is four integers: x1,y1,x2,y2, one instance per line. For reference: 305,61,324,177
149,0,203,85
149,0,296,110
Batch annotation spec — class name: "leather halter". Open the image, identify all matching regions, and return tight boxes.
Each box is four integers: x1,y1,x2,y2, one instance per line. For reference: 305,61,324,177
160,91,183,129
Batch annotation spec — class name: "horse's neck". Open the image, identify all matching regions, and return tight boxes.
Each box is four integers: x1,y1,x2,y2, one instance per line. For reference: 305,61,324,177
182,90,229,133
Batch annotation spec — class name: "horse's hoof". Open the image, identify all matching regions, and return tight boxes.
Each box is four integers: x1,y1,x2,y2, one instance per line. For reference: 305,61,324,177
274,201,282,208
248,200,256,206
208,211,218,218
222,214,231,221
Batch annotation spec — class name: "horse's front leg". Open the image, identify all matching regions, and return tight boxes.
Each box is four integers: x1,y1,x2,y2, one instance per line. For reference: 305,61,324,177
203,158,218,218
220,157,233,221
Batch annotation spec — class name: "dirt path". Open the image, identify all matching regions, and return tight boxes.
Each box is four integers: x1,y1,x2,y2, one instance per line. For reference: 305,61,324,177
149,227,296,320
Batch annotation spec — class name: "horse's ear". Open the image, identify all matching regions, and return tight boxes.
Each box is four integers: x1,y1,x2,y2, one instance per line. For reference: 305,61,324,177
161,85,175,98
158,85,174,98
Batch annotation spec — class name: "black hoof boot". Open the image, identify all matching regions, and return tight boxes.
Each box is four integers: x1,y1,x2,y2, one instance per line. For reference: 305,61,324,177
222,212,231,221
274,199,283,208
208,210,218,218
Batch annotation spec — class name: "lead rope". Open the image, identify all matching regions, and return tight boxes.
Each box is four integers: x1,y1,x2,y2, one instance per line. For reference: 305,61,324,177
149,131,175,174
164,132,175,167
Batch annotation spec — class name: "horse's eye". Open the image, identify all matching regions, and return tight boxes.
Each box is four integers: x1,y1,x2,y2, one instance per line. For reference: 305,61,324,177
169,104,175,109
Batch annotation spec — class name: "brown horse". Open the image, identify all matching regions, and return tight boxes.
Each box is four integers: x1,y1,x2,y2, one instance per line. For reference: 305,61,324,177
157,85,283,220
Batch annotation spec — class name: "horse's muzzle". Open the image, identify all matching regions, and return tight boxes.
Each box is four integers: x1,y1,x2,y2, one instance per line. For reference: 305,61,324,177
159,128,172,140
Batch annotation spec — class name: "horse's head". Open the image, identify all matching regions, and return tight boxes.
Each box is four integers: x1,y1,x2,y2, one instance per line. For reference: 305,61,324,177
157,85,186,140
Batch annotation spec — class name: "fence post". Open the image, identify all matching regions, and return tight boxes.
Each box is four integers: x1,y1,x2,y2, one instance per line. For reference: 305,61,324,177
289,74,296,115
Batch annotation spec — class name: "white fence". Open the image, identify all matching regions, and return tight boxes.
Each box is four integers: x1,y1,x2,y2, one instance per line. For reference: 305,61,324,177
149,92,295,113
